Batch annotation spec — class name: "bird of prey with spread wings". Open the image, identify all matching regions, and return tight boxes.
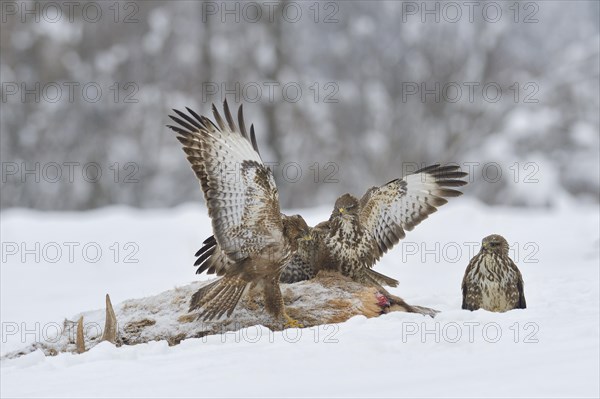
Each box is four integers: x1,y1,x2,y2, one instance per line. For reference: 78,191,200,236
277,164,468,313
167,101,308,327
298,164,468,284
193,109,468,314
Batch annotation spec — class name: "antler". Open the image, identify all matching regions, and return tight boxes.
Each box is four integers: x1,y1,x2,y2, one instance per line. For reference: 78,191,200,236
76,316,86,353
101,294,118,344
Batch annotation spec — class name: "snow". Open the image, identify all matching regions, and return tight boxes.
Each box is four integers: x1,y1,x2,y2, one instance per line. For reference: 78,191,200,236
1,199,599,398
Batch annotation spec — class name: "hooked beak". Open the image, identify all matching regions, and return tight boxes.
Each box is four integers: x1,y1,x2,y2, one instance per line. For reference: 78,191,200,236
339,207,345,214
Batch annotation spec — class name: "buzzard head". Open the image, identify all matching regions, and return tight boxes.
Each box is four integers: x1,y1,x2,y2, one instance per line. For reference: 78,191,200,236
331,194,360,219
481,234,509,255
283,215,311,250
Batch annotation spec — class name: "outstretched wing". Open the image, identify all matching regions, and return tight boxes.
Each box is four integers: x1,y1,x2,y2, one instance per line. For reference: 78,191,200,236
359,164,468,265
168,101,284,264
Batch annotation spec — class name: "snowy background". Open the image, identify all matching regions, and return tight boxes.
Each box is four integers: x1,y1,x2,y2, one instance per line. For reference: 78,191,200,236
1,1,599,397
1,200,599,397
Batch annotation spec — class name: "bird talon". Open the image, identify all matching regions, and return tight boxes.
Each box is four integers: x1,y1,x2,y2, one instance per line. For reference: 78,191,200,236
283,315,303,329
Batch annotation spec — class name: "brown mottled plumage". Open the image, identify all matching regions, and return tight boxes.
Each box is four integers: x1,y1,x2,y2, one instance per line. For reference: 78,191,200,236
186,103,468,317
281,165,467,285
308,166,467,313
199,164,468,313
279,221,327,284
272,164,465,316
167,101,308,327
462,234,526,312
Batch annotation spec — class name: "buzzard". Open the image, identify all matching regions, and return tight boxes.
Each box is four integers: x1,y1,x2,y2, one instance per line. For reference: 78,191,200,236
462,234,526,312
198,163,467,314
167,101,308,327
281,164,467,314
315,165,467,284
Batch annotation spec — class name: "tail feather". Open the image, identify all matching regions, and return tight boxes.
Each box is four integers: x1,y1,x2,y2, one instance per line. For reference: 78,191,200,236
190,277,248,321
214,283,246,319
365,269,399,288
190,279,222,310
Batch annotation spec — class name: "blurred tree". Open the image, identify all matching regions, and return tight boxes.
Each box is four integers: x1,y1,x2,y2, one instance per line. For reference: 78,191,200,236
1,0,598,210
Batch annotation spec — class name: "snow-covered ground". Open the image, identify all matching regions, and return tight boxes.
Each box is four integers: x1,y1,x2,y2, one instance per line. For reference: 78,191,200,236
1,198,599,398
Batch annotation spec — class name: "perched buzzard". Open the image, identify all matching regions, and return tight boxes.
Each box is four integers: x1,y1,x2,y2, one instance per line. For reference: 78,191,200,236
167,101,308,327
462,234,526,312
